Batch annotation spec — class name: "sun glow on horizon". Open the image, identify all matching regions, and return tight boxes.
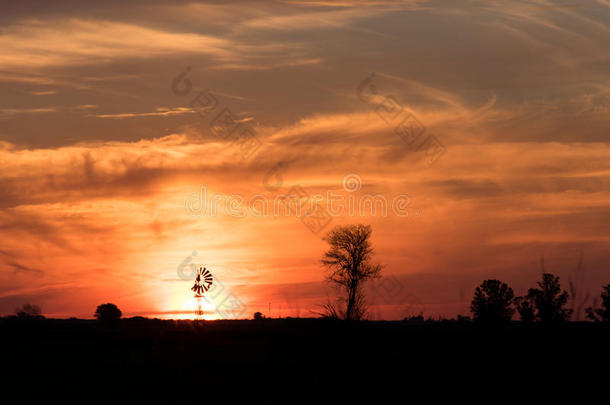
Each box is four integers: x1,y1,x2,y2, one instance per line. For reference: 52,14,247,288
156,293,221,320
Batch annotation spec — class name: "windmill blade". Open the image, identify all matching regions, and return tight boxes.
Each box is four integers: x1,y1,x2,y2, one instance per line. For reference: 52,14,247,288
191,266,214,298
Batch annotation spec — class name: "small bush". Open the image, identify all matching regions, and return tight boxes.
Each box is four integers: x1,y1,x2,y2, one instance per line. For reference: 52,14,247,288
15,303,44,319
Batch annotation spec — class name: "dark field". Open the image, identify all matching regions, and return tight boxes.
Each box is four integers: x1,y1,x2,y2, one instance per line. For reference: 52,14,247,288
2,317,607,398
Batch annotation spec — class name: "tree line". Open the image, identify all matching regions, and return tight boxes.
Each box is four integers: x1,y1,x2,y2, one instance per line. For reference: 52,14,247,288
321,224,610,324
6,224,610,324
471,275,610,326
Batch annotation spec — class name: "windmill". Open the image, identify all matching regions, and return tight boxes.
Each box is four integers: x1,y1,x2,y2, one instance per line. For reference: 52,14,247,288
191,267,213,320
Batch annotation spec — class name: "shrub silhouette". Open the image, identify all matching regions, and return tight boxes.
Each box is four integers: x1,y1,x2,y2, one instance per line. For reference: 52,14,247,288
315,298,343,320
253,312,264,320
585,284,610,322
15,303,44,319
470,279,515,325
321,224,382,321
94,303,122,323
403,314,425,324
527,273,572,324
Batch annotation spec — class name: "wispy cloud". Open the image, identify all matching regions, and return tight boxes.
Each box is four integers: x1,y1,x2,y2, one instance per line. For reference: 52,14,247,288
92,107,196,119
0,107,58,116
0,18,322,72
242,8,384,31
0,19,235,68
29,90,56,96
0,105,99,117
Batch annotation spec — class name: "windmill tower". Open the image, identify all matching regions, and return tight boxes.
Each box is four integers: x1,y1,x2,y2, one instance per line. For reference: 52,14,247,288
191,267,213,320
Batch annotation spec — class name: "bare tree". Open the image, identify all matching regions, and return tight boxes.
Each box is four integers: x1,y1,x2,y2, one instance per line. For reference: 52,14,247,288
321,224,382,321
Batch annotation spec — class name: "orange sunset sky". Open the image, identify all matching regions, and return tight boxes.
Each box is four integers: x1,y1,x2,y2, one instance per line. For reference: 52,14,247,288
1,0,610,319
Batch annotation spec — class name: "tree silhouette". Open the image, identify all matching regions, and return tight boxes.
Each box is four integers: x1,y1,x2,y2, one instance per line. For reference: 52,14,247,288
15,303,43,319
94,303,122,323
527,273,572,324
585,284,610,323
321,224,382,321
514,296,535,324
470,279,515,325
253,312,264,320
